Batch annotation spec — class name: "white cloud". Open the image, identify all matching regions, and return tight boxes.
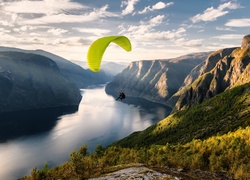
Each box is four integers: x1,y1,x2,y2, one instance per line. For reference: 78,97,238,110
48,28,68,36
121,0,140,15
73,28,110,36
21,5,118,25
212,34,244,40
119,15,186,43
149,15,164,25
225,18,250,27
52,37,86,46
216,26,235,31
0,28,11,34
120,15,166,36
175,38,203,47
139,1,174,14
3,0,86,15
191,1,241,23
0,20,14,27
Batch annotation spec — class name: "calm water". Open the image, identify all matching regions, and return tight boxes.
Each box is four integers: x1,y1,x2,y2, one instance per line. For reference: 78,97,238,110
0,85,171,180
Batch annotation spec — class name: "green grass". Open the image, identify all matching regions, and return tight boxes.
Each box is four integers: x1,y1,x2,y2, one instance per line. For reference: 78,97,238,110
111,83,250,147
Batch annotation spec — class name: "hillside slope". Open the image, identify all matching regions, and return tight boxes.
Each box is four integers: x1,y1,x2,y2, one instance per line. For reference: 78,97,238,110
0,51,82,113
111,82,250,148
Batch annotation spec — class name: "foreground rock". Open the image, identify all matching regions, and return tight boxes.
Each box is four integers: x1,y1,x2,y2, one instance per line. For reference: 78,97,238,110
89,166,175,180
89,165,232,180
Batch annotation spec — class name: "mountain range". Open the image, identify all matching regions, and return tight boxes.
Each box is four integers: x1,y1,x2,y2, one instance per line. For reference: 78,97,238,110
106,35,250,112
0,46,113,89
105,52,212,104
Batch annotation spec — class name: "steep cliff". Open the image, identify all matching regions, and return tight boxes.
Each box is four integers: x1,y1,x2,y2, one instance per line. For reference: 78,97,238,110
0,51,82,113
105,52,211,104
174,35,250,110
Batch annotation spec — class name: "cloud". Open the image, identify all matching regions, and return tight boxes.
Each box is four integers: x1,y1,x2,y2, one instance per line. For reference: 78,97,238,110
0,20,14,27
149,15,165,25
120,15,165,35
139,1,174,14
216,26,235,31
212,34,245,40
73,28,110,36
3,0,86,15
48,28,69,36
21,5,118,25
2,1,118,26
191,1,241,23
119,15,186,44
0,28,11,34
121,0,140,15
175,38,203,47
225,18,250,27
52,37,86,46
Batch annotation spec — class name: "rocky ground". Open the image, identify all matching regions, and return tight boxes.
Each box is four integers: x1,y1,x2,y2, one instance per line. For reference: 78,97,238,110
89,165,233,180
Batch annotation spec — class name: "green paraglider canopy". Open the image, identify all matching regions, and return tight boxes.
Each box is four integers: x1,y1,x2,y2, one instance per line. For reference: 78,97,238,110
87,36,132,72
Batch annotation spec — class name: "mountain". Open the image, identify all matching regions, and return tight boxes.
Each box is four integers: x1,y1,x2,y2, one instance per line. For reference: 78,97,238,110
0,51,82,113
0,47,111,88
72,60,128,77
173,35,250,111
105,52,211,104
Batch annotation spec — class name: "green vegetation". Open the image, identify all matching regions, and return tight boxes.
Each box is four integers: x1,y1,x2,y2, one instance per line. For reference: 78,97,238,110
24,126,250,179
112,83,250,147
24,83,250,179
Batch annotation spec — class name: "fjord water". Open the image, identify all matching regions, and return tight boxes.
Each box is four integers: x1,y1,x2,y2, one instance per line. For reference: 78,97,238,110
0,85,171,180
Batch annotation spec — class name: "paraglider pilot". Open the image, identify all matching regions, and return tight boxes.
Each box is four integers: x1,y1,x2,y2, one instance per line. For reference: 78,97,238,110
116,90,126,101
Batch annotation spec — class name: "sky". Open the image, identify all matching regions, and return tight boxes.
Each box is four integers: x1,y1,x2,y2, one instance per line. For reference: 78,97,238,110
0,0,249,63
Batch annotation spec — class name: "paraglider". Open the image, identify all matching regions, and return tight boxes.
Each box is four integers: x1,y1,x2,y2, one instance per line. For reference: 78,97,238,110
87,36,132,72
116,90,126,101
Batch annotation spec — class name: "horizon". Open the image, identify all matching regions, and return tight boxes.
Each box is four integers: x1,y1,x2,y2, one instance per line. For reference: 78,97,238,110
0,0,249,63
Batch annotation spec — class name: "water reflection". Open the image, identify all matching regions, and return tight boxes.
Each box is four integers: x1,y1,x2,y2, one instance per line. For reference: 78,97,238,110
0,106,78,142
0,85,172,180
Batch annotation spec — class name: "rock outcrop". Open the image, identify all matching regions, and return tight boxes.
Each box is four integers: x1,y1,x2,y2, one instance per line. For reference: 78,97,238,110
241,34,250,49
0,51,82,113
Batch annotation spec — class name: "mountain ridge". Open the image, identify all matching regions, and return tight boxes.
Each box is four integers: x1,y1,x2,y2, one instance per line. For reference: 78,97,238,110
105,51,211,104
0,46,112,88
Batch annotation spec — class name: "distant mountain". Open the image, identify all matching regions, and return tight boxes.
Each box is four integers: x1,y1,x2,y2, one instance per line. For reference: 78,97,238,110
105,52,211,104
0,51,82,113
0,47,111,88
72,60,128,77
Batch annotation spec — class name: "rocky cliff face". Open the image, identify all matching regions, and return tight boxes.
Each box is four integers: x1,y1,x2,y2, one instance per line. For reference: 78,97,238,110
173,35,250,110
0,51,82,113
105,52,211,104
